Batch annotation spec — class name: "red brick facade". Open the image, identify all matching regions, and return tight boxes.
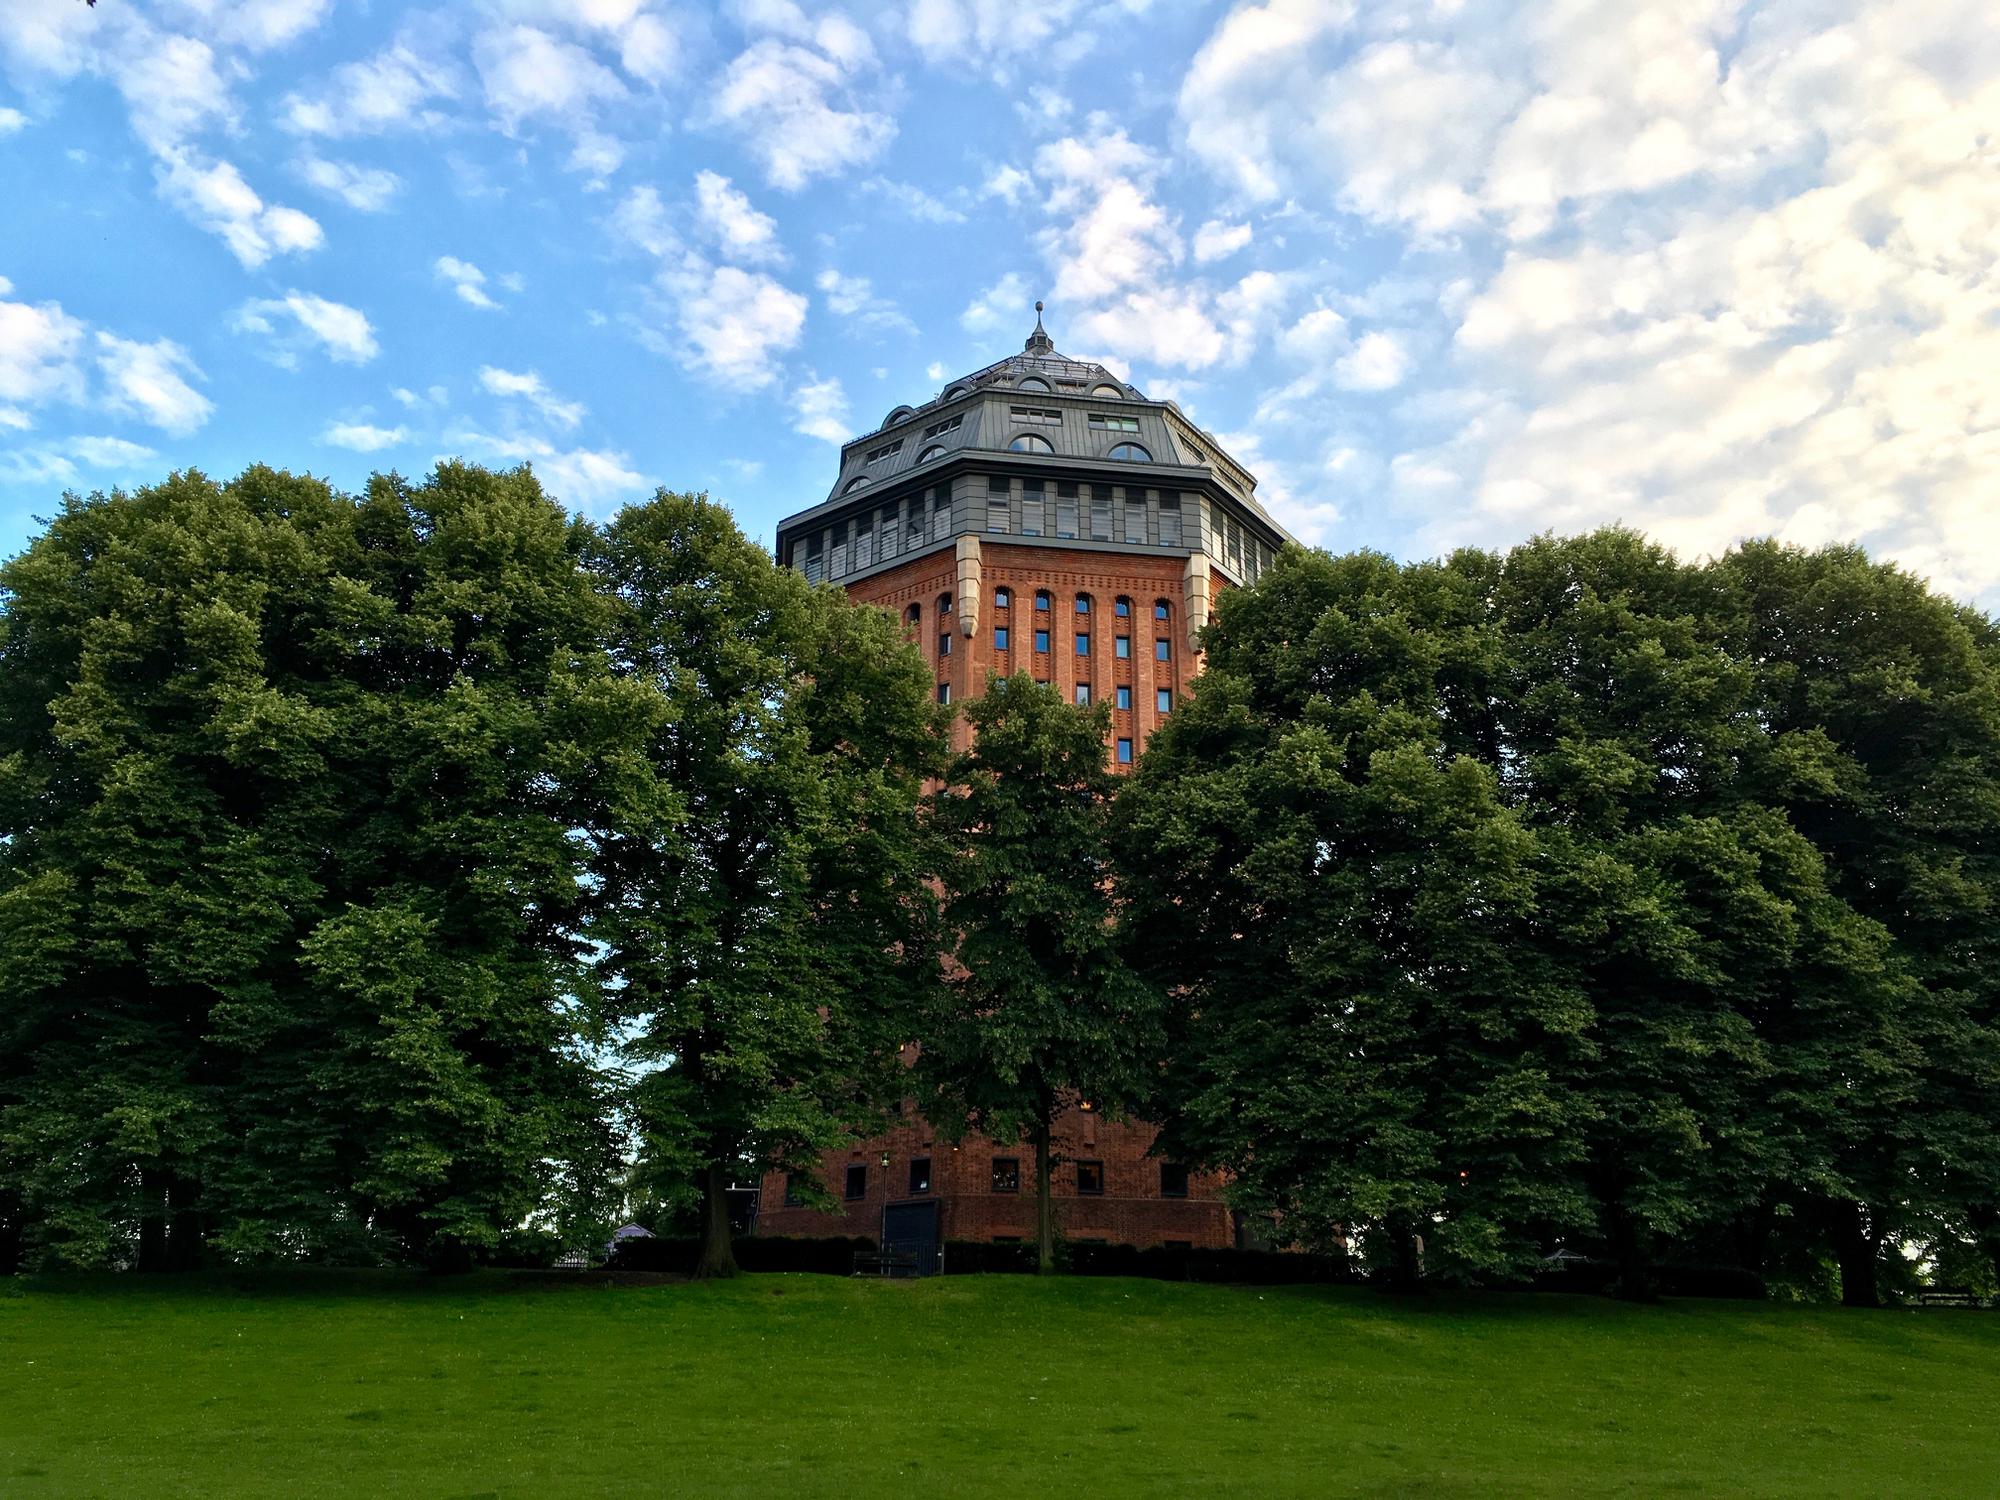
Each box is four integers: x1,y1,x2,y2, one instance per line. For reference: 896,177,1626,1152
754,537,1237,1250
755,1101,1233,1249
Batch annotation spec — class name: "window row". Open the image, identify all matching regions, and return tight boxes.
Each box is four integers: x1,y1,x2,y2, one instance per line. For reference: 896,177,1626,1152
983,478,1185,546
796,485,952,583
787,1156,1190,1203
1006,433,1151,462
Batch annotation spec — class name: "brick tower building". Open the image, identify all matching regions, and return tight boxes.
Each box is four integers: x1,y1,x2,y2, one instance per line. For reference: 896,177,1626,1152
753,308,1293,1263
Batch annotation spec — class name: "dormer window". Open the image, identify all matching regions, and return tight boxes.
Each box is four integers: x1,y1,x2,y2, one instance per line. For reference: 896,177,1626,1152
1093,384,1124,399
1107,443,1151,462
1089,413,1140,432
1016,376,1052,392
1009,433,1055,453
865,439,904,463
842,476,872,493
921,414,963,439
1011,406,1060,425
917,445,947,463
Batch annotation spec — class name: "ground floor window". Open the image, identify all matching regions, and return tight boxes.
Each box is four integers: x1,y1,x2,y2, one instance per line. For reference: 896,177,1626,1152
991,1157,1021,1193
909,1157,932,1194
845,1164,866,1200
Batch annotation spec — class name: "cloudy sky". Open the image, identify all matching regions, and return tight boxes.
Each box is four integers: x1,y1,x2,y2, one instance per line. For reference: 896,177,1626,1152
3,0,1996,603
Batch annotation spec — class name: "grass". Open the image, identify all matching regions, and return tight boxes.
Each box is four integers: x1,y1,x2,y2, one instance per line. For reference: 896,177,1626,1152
3,1272,1997,1497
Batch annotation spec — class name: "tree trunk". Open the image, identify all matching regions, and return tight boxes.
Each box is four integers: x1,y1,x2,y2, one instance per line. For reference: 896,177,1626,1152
1609,1203,1656,1302
137,1167,169,1273
167,1175,204,1272
1034,1116,1056,1276
1831,1199,1881,1308
1380,1215,1424,1294
693,1162,738,1280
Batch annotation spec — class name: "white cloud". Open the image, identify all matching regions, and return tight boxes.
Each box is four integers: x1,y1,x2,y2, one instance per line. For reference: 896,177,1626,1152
961,272,1030,336
655,263,809,390
791,373,849,443
322,421,410,451
0,291,87,407
233,293,379,365
693,171,785,265
448,429,646,512
982,164,1033,205
299,154,402,211
1193,220,1252,263
281,43,454,137
608,185,680,257
475,23,626,130
1334,330,1412,392
157,0,332,53
479,366,585,429
95,333,213,434
156,149,324,267
116,29,234,152
68,434,158,467
905,0,1149,81
817,269,915,336
0,106,28,135
435,255,501,310
709,32,895,190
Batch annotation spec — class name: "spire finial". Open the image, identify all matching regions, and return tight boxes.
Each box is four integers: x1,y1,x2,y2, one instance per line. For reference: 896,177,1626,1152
1024,299,1054,354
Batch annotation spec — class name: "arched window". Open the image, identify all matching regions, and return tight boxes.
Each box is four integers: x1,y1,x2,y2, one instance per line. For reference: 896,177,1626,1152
943,384,969,400
906,603,922,627
1107,443,1151,462
1009,433,1055,454
1035,590,1051,612
842,475,872,492
1017,376,1051,392
938,592,953,615
1154,599,1171,622
917,445,947,463
1074,593,1091,614
1114,596,1132,618
994,587,1011,609
1093,383,1124,398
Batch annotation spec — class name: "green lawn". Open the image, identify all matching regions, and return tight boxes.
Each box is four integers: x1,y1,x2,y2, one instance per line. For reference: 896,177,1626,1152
3,1272,1996,1497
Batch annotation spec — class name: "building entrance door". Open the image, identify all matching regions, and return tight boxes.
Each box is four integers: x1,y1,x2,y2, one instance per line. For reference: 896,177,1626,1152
881,1200,940,1276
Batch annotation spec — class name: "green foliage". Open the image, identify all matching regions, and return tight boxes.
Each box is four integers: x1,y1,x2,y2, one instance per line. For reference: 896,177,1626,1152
1117,530,2000,1298
578,492,947,1276
0,464,627,1269
919,673,1162,1272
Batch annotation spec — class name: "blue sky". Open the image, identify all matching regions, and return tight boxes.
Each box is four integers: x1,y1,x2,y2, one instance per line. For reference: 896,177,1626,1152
3,0,1996,604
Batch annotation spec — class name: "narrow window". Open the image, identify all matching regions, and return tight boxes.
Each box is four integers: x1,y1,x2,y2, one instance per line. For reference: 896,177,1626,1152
845,1164,867,1200
1074,594,1091,614
905,603,921,628
937,683,951,704
1155,638,1171,661
994,626,1009,650
1090,486,1113,541
1124,496,1148,544
1157,687,1172,713
1075,632,1091,656
1115,635,1131,659
994,587,1011,610
1035,628,1050,653
1154,599,1170,621
991,1158,1021,1194
1117,685,1132,711
1114,597,1131,618
1035,590,1051,612
1160,491,1183,546
1160,1163,1189,1198
1117,738,1133,764
939,632,952,657
909,1157,932,1194
1077,1161,1105,1196
1075,684,1091,706
784,1173,805,1207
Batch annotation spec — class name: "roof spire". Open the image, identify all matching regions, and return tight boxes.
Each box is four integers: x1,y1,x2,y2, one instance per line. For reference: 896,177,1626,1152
1024,299,1054,355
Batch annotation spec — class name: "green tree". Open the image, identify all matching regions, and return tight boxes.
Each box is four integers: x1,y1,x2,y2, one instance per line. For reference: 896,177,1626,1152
0,463,623,1270
581,493,945,1279
920,674,1162,1274
1114,550,1595,1287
